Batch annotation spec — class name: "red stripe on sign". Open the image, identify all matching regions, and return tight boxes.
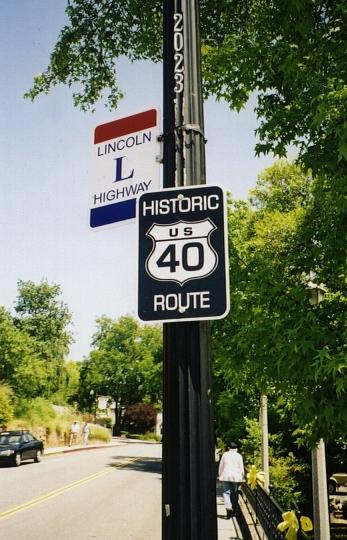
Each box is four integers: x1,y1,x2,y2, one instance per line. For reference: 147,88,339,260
94,109,157,144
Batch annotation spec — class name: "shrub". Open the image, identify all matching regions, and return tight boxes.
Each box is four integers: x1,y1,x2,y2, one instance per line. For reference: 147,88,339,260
239,416,308,511
126,432,161,442
90,425,111,443
14,397,56,426
0,383,14,428
269,453,306,510
123,403,157,434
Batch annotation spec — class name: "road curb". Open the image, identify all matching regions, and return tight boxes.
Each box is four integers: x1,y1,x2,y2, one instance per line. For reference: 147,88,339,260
45,443,122,456
44,438,161,456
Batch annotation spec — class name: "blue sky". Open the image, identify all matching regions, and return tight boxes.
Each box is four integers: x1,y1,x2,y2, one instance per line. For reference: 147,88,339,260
1,1,274,359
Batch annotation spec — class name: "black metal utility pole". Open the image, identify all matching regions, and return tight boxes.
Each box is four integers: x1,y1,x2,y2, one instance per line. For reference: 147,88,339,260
162,1,218,539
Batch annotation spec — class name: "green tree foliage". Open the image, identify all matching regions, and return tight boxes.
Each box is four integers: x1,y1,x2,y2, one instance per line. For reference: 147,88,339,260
78,315,162,433
0,306,48,399
51,360,81,405
0,382,14,428
25,0,163,111
236,418,308,511
213,160,346,447
0,281,74,402
202,2,347,176
14,279,73,360
26,2,347,178
138,324,163,404
13,279,74,397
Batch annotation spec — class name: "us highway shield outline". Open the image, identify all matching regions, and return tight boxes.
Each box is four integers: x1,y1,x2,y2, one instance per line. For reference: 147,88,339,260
145,218,218,285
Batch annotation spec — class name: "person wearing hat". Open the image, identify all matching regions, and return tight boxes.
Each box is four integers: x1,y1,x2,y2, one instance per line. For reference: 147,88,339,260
218,442,245,519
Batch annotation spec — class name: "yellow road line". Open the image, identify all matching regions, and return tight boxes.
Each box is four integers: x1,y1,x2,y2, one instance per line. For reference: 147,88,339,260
0,469,111,521
0,457,142,521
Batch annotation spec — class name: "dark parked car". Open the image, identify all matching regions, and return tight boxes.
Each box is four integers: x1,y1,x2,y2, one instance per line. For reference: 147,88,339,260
0,430,44,466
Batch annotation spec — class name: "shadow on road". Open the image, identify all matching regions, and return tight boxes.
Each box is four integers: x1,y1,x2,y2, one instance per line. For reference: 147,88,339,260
108,456,162,475
0,461,34,468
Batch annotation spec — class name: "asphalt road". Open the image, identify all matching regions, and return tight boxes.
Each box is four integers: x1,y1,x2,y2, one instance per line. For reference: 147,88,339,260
0,440,162,540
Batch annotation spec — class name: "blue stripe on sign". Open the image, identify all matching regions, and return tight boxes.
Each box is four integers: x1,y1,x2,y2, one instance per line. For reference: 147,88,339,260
90,199,136,228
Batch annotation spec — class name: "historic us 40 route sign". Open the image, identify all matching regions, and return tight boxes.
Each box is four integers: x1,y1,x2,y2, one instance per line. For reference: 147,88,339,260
138,185,230,322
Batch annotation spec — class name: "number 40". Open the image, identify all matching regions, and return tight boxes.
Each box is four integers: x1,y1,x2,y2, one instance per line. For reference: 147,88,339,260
157,242,204,273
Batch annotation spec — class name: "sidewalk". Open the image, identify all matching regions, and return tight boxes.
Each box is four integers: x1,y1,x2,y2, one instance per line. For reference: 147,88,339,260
44,436,128,455
44,439,243,539
216,485,244,540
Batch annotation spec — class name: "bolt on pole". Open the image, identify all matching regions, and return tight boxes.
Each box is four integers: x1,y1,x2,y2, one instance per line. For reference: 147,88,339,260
162,1,218,539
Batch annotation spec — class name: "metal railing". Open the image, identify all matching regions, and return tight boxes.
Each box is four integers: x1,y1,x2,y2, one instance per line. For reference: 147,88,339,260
241,482,285,540
239,478,347,540
240,482,314,540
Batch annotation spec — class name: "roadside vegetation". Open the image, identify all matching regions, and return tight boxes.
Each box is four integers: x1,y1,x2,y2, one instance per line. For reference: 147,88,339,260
0,283,162,446
78,316,162,436
212,159,345,512
3,0,346,521
2,396,111,447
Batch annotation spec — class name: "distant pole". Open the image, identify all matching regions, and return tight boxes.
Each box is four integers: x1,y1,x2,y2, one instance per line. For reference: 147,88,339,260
307,282,330,540
311,400,330,538
312,439,330,539
162,1,217,539
90,389,97,423
260,394,269,492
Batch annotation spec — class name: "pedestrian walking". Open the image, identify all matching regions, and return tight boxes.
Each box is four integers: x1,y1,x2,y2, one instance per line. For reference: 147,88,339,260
69,421,80,446
82,422,90,446
218,442,244,519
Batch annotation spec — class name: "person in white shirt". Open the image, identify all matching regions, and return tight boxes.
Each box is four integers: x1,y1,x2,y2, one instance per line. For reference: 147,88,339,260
218,442,244,519
82,422,90,446
69,421,80,446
